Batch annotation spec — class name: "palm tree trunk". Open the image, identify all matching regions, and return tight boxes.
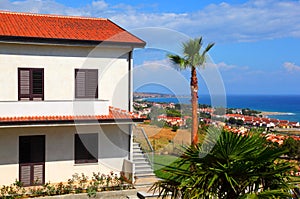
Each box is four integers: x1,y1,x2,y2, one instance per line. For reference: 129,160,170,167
191,67,199,146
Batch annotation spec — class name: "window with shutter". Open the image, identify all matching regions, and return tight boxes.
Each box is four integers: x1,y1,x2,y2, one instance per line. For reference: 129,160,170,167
18,68,44,101
75,69,98,99
74,133,98,164
19,135,45,186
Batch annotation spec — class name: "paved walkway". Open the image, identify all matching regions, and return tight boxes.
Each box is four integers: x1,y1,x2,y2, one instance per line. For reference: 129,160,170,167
134,176,162,198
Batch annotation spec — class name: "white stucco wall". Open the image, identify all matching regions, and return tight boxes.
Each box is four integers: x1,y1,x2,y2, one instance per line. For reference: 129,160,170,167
0,43,131,110
0,124,130,185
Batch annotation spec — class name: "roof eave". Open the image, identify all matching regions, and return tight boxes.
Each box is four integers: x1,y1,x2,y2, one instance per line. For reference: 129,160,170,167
0,36,146,48
0,118,145,128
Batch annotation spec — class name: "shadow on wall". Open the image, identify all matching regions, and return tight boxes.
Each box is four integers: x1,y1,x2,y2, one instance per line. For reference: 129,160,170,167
0,124,130,165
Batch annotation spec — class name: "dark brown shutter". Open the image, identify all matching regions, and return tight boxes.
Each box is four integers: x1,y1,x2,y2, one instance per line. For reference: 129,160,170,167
19,163,45,186
75,70,86,98
19,135,45,186
33,164,44,184
19,69,30,100
75,69,98,99
18,68,44,101
32,69,43,100
86,70,98,98
20,165,31,186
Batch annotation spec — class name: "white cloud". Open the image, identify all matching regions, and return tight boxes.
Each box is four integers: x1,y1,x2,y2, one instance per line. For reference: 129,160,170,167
283,62,300,72
139,59,245,72
0,0,78,15
133,59,190,95
205,62,249,71
1,0,300,43
91,0,107,10
138,59,175,71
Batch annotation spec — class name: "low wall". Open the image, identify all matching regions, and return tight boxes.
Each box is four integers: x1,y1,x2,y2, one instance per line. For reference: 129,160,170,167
36,189,137,199
123,159,135,183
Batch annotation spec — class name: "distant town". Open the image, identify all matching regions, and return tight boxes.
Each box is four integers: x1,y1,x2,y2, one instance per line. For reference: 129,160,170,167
133,92,300,146
134,92,176,99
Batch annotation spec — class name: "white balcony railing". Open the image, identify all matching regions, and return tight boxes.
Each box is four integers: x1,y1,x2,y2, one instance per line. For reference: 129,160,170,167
0,100,110,117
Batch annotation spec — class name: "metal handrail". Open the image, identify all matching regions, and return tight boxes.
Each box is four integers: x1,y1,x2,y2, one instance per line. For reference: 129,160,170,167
138,125,154,152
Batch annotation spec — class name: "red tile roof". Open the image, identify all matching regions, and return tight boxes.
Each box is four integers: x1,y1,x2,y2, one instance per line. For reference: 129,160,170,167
0,11,145,46
0,106,145,125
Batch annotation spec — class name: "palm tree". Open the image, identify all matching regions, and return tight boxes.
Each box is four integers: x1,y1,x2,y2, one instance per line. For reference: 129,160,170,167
151,128,296,199
168,37,214,145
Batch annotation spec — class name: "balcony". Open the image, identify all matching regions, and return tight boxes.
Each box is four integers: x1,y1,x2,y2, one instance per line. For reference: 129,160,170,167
0,100,110,118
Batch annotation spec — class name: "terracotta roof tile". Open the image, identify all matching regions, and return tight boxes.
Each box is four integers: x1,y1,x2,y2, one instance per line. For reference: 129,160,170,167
0,106,145,124
0,11,145,46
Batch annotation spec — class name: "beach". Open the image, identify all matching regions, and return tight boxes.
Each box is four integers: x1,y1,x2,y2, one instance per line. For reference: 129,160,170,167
260,111,291,116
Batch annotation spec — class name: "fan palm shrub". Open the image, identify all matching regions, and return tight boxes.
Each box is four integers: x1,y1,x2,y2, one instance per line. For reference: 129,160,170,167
151,128,297,198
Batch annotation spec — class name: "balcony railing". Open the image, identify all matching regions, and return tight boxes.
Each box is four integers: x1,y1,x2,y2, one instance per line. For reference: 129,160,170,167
0,100,110,117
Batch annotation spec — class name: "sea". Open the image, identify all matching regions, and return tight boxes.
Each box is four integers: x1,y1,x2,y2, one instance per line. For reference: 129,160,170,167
144,95,300,123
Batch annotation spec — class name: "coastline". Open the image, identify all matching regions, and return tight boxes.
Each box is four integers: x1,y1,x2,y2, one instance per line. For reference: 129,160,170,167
259,111,295,116
137,96,300,122
137,98,293,117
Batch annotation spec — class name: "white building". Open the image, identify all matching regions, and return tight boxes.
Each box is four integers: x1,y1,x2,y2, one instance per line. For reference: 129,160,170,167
0,11,145,186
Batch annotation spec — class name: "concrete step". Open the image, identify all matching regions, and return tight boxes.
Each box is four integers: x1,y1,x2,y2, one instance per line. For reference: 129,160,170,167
134,160,150,165
133,142,155,180
133,151,145,155
133,159,149,164
133,152,145,155
133,148,142,151
134,155,146,159
134,162,150,166
136,168,152,172
133,157,149,164
133,149,142,152
135,170,154,175
135,170,153,175
134,177,159,188
133,155,147,159
136,186,171,199
135,172,156,178
137,191,172,199
135,164,152,171
127,195,139,199
137,191,160,199
133,142,140,147
135,164,152,169
133,154,148,158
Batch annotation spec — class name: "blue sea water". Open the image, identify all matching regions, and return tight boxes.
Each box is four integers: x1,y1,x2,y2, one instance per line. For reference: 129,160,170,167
145,95,300,122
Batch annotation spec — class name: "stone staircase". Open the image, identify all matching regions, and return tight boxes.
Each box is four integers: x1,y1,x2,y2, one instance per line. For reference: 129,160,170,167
133,142,156,186
132,140,170,198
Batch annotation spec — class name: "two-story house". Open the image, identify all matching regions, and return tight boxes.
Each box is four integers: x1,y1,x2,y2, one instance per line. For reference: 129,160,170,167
0,11,145,186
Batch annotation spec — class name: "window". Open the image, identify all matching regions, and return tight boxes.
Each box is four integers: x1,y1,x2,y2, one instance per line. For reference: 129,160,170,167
18,68,44,101
19,135,45,186
75,69,98,99
75,133,98,164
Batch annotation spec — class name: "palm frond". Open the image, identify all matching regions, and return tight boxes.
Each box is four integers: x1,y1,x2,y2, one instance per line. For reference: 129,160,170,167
202,42,215,55
167,54,188,69
167,37,214,71
183,38,201,58
241,189,292,199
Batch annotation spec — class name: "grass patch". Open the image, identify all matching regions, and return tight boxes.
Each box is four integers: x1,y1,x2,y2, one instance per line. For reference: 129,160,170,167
153,154,181,179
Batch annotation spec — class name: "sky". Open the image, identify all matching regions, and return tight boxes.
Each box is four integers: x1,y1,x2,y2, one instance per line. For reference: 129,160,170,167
1,0,300,95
